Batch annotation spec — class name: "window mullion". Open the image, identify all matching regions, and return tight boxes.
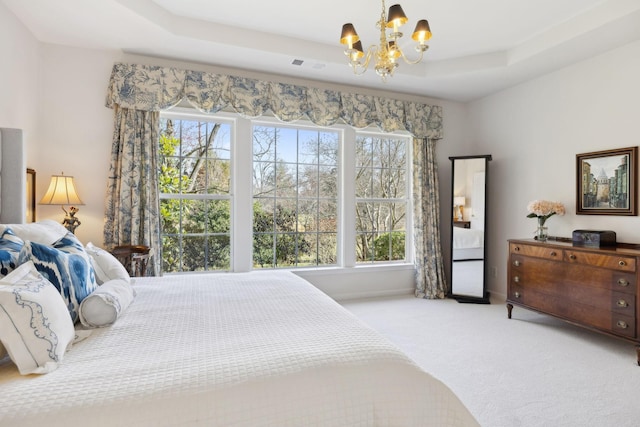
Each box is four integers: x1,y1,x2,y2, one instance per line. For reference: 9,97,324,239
233,117,253,272
341,126,357,268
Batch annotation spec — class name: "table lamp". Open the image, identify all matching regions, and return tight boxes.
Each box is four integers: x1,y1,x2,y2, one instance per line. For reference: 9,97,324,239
454,196,465,221
39,173,84,233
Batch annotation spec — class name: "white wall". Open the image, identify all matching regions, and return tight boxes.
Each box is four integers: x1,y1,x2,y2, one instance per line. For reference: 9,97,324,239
0,2,39,166
467,39,640,299
36,44,124,245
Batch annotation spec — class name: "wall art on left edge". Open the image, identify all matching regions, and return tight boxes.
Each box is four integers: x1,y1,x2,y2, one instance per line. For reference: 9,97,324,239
26,168,35,222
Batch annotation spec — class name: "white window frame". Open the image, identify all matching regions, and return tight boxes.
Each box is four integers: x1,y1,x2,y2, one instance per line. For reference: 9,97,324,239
353,129,413,265
159,110,237,273
159,109,413,273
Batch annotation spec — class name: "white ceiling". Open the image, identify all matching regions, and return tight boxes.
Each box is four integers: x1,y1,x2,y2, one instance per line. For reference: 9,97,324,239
4,0,640,102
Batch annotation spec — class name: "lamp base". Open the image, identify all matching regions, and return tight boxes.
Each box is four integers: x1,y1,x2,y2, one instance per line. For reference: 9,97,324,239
61,206,81,234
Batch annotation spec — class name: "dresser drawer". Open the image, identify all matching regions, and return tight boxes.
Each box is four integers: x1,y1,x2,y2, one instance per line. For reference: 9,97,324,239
510,243,563,261
611,314,636,338
508,286,637,338
509,255,562,285
612,273,636,295
512,255,637,295
611,291,636,315
562,265,637,295
511,269,636,316
564,250,636,273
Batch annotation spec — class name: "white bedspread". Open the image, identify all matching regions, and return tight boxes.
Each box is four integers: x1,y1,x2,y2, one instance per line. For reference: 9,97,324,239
453,227,484,249
0,271,478,426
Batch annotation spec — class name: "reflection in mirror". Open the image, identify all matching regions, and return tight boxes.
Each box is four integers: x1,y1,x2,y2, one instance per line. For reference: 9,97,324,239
449,155,492,304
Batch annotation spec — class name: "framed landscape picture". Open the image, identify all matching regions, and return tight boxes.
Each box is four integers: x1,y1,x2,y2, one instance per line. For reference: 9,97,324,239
576,147,637,216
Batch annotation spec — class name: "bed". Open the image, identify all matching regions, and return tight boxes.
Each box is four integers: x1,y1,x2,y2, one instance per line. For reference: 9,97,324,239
0,129,477,426
452,226,484,261
1,270,478,426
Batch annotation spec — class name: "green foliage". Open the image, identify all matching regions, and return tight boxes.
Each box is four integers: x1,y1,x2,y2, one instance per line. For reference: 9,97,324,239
252,201,312,268
373,231,406,261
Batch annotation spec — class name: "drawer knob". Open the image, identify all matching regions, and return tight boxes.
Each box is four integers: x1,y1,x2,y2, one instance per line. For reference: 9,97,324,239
616,320,628,329
514,246,520,252
569,254,576,260
513,276,520,283
617,278,629,287
619,260,627,267
514,291,521,298
513,260,521,267
617,299,629,308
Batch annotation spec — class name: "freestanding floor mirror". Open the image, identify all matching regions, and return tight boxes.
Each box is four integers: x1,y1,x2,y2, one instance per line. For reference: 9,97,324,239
449,155,491,304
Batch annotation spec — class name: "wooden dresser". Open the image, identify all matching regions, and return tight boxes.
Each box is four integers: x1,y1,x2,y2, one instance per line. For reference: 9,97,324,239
507,238,640,364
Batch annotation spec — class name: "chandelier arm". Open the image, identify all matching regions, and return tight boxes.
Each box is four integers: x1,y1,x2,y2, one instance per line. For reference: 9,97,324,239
398,46,426,65
348,45,377,75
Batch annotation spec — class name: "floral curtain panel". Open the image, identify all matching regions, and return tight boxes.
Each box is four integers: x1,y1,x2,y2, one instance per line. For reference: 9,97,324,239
104,106,162,276
105,62,445,290
413,138,447,299
106,62,443,139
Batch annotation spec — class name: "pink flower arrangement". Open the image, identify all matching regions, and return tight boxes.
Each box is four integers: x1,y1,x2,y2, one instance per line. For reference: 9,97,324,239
527,200,566,225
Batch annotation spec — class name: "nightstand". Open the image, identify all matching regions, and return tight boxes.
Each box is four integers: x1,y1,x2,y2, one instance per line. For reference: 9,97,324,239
453,221,471,228
111,245,152,277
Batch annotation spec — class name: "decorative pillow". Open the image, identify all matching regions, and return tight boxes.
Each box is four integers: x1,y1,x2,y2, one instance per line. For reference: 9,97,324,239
0,261,75,375
18,234,98,323
84,242,130,284
0,228,24,277
79,279,135,328
0,220,68,246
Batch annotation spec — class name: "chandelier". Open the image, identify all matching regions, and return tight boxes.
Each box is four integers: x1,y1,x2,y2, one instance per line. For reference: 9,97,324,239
339,0,431,81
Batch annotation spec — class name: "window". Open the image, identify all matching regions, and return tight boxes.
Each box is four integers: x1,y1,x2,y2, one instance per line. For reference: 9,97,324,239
159,116,232,272
158,111,411,273
355,133,408,263
252,124,339,268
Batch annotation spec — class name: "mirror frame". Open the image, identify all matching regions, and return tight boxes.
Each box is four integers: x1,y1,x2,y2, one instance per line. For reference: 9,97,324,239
448,155,492,304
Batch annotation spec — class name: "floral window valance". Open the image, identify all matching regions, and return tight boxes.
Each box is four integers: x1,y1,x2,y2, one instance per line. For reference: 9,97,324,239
105,62,443,139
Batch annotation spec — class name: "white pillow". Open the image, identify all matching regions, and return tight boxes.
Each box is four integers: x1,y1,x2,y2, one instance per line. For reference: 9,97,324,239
0,220,68,246
85,242,130,285
0,261,75,375
79,279,135,328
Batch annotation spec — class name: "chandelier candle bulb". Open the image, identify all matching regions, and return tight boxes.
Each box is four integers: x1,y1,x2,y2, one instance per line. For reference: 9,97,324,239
351,41,364,61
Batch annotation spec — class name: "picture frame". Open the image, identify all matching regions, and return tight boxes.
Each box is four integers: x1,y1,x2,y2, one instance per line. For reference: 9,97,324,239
576,147,637,216
26,168,36,222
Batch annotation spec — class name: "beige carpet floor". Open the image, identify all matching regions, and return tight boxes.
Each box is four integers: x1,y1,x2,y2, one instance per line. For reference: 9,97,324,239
341,295,640,427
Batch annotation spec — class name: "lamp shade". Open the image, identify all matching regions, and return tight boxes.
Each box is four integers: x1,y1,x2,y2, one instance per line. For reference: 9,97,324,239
386,4,408,28
340,23,359,46
412,19,432,42
454,196,466,206
39,175,84,206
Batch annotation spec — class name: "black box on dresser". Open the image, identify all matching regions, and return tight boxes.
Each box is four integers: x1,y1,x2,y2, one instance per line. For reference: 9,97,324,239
572,230,617,247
